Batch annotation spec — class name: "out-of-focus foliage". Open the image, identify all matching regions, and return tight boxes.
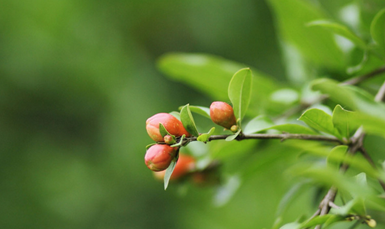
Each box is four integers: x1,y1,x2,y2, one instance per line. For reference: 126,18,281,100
2,0,385,229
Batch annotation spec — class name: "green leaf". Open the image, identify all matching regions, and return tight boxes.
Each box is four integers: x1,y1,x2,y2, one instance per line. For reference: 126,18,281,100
213,175,241,206
225,129,241,141
243,116,318,135
185,105,211,119
327,145,348,171
370,9,385,54
157,53,278,115
197,127,215,143
170,134,185,147
266,0,345,70
279,222,301,229
159,123,172,138
243,115,274,134
180,104,199,137
276,181,311,217
228,68,252,125
298,108,341,138
300,215,344,228
332,105,358,139
164,153,179,190
311,78,385,121
145,143,156,150
307,20,367,50
333,198,366,216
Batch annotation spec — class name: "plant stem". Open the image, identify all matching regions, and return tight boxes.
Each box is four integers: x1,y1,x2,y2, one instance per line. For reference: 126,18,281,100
183,133,342,145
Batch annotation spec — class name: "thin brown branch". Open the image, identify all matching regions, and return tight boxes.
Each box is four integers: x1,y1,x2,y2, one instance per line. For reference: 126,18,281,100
341,66,385,86
183,133,342,145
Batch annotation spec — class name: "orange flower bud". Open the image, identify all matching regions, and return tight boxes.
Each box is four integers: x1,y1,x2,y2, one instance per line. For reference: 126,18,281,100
145,144,178,171
146,113,190,142
210,102,237,129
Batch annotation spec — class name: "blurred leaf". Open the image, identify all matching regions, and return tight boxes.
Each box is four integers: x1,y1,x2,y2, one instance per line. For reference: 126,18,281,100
311,78,356,109
244,116,318,135
327,145,347,172
279,222,301,229
228,68,252,124
370,9,385,55
186,105,211,119
307,20,367,50
349,112,385,138
180,104,199,137
267,0,344,70
270,88,299,105
311,78,385,120
298,108,341,138
332,105,358,139
243,115,274,134
276,181,311,217
213,175,241,207
300,215,344,228
157,53,278,114
288,141,385,183
209,138,256,160
197,127,215,143
164,154,179,190
333,198,366,216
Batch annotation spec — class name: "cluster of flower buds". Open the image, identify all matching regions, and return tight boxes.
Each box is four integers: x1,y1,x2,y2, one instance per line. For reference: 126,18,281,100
145,101,237,182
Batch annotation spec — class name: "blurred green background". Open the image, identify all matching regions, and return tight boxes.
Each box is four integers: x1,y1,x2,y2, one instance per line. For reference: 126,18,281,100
1,0,384,228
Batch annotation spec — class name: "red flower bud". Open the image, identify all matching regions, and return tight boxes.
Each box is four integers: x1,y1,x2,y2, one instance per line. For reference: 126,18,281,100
146,113,190,142
153,153,196,180
145,144,178,171
210,101,237,129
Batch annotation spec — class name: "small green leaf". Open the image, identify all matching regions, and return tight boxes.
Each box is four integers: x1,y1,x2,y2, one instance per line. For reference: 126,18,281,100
228,68,252,125
307,20,367,50
164,153,179,190
243,115,274,134
197,127,215,143
180,104,199,137
145,143,156,150
333,198,366,216
298,108,341,138
225,129,241,141
159,123,172,138
186,105,211,119
370,9,385,54
332,105,358,139
170,134,185,147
